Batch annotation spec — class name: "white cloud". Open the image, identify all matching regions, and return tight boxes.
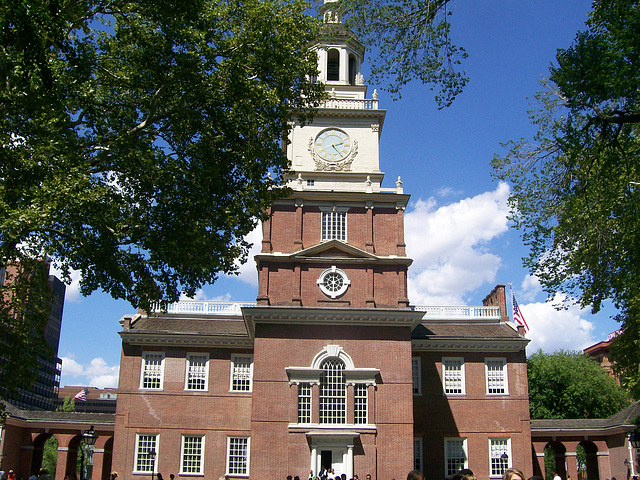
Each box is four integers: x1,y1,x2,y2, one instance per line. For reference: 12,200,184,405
233,222,262,286
50,264,83,303
520,293,597,355
520,274,543,302
61,356,119,388
406,182,511,305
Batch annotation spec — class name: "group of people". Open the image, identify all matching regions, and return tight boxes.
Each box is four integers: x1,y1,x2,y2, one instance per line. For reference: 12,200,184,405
1,468,49,480
303,470,374,480
405,466,529,480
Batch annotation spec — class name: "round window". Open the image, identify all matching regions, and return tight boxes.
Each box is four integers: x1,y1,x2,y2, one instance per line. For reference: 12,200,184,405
317,266,350,298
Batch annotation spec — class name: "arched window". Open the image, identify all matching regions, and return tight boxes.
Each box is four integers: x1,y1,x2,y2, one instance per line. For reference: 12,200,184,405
320,358,345,423
348,54,357,85
327,49,340,82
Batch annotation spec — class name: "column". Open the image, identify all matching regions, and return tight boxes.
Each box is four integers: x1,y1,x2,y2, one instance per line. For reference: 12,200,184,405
346,445,354,480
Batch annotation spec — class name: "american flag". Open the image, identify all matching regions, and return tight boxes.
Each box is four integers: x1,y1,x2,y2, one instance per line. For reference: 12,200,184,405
512,291,529,333
74,388,88,402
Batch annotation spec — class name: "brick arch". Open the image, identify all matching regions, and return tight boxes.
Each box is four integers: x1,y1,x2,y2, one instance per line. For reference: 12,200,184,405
578,440,600,480
30,433,55,478
545,441,568,480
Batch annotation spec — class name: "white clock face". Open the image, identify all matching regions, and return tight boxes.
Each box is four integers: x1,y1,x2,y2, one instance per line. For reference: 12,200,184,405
314,128,351,162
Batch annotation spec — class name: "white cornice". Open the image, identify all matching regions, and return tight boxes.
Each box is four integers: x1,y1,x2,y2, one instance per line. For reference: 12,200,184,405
411,337,529,352
119,332,252,348
271,190,410,206
243,306,423,341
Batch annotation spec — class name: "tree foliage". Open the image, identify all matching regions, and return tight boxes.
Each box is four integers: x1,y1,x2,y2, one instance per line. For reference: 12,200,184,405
42,436,58,479
527,350,629,419
492,0,640,397
339,0,467,107
1,0,325,311
56,394,77,412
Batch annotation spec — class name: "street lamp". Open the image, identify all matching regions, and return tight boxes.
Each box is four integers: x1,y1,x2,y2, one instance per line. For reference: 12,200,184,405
80,426,98,480
630,430,640,451
148,448,157,480
501,453,509,474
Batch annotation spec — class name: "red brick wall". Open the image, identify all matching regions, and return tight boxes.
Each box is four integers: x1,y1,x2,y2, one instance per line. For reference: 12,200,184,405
414,350,532,479
113,344,253,480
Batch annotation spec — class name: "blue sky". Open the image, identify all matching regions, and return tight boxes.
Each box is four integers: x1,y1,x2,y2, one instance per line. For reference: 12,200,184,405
57,0,621,389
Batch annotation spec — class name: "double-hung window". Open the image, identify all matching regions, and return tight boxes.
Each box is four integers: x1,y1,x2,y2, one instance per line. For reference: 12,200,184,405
227,437,250,476
181,435,204,475
485,358,508,395
140,352,164,390
443,357,465,395
412,357,422,395
135,434,158,473
186,353,209,391
321,208,347,241
354,384,368,424
489,438,511,477
230,354,253,392
445,438,467,477
414,437,424,473
297,383,312,424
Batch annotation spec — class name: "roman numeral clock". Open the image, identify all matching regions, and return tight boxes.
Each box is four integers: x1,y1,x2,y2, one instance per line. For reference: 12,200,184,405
309,127,358,171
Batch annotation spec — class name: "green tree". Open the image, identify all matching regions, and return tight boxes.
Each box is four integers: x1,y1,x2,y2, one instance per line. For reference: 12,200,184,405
491,0,640,396
42,436,58,479
56,394,76,412
0,0,469,404
338,0,468,107
527,350,629,419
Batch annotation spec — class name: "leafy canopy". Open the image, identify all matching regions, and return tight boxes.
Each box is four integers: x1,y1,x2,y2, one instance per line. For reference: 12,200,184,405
1,0,325,310
527,350,629,419
492,0,640,397
339,0,468,107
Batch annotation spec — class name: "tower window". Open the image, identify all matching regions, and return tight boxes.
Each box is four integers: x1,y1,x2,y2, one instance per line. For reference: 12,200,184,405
349,54,357,85
322,210,346,241
327,49,340,81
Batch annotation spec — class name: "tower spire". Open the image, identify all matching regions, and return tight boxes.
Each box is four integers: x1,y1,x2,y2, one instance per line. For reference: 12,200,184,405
320,0,342,24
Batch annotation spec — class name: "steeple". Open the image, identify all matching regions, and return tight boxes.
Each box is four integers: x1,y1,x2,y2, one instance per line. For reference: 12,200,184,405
283,0,390,193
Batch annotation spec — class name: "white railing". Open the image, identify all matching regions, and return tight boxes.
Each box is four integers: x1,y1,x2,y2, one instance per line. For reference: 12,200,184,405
413,305,501,320
321,97,379,110
154,300,256,316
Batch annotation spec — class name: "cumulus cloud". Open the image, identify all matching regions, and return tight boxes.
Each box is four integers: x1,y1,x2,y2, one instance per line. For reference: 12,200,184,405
520,274,543,302
519,293,597,355
232,222,262,286
61,356,119,388
50,264,83,303
405,182,511,305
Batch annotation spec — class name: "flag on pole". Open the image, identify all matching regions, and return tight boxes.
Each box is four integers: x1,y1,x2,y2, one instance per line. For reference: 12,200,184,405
74,388,88,402
511,291,529,333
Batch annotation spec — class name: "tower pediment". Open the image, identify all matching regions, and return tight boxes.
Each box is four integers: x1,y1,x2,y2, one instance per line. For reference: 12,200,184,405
292,240,377,260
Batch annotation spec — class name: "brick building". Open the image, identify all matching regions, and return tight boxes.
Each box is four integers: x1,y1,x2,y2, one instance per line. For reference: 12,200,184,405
112,3,531,479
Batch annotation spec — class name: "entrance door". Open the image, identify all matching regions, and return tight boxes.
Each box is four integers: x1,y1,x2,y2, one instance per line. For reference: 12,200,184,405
319,449,345,477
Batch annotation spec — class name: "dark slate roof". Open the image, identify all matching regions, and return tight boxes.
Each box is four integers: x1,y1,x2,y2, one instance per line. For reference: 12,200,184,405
127,316,248,337
4,402,115,424
531,401,640,433
412,322,522,339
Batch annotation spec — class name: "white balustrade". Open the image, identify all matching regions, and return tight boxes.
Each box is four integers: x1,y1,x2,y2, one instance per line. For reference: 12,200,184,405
153,300,256,316
321,98,379,110
413,305,501,320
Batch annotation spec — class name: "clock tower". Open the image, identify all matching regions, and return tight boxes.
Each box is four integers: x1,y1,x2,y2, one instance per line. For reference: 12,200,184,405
245,1,422,478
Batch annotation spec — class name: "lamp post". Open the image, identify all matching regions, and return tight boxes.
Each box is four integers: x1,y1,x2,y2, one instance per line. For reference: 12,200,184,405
501,453,509,474
80,426,98,480
148,448,157,480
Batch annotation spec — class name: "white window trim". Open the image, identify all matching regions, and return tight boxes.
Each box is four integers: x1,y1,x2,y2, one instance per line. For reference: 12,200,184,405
320,206,349,242
412,357,422,395
185,353,209,392
226,436,250,477
442,357,466,395
140,352,165,390
133,433,158,474
444,437,468,477
230,354,254,393
414,437,424,473
485,357,509,395
180,435,205,475
317,266,351,298
489,437,511,478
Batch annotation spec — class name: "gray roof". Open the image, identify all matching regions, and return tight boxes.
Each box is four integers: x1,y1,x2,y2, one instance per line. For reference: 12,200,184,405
531,401,640,434
412,322,522,340
4,402,115,425
127,316,248,337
